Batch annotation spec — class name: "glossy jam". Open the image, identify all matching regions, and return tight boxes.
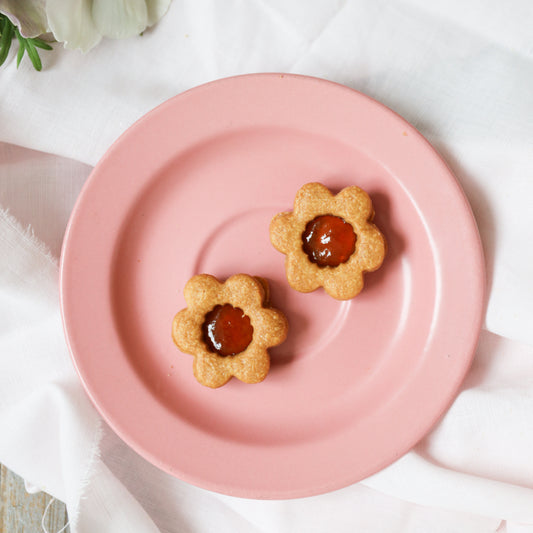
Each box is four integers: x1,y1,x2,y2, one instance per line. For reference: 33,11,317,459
202,304,253,356
302,215,356,267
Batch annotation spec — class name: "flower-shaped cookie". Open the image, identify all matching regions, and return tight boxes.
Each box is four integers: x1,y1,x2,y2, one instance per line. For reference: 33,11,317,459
270,182,386,300
172,274,288,388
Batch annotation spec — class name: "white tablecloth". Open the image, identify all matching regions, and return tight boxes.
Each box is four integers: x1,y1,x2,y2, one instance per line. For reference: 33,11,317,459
1,1,533,532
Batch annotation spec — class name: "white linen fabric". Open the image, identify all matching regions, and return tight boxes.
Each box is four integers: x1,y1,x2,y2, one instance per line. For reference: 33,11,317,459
1,1,532,532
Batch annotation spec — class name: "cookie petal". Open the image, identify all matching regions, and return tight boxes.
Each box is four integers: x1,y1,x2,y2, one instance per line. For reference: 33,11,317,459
231,348,270,384
184,274,221,308
269,212,293,253
336,186,374,224
223,274,264,308
355,225,387,272
285,253,321,293
323,269,364,300
293,182,333,218
193,353,232,388
251,308,289,347
172,309,202,354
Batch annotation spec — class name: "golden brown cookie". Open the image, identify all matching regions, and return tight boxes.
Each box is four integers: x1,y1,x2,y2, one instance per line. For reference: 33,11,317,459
270,182,386,300
172,274,288,388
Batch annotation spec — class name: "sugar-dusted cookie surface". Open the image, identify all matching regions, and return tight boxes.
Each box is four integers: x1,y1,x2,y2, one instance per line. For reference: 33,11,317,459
172,274,288,388
270,182,386,300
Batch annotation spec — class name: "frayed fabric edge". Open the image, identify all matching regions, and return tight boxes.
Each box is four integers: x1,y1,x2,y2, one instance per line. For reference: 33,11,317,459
0,206,105,530
0,206,59,269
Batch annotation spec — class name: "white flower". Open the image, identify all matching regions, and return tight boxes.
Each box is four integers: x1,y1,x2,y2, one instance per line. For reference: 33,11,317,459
1,0,171,52
48,0,171,52
0,0,48,38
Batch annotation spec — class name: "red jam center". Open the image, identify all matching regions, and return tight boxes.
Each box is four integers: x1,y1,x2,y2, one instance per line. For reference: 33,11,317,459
302,214,356,267
202,304,253,357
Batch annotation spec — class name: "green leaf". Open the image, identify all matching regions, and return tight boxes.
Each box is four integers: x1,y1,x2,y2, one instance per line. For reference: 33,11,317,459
16,40,25,68
15,28,25,67
30,38,53,51
1,19,53,72
24,39,42,71
0,17,14,67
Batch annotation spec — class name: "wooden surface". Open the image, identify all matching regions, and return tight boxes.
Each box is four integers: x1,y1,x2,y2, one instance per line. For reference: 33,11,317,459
0,464,69,533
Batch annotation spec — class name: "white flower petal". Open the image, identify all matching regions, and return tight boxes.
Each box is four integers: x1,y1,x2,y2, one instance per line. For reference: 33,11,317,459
145,0,172,26
0,0,48,37
46,0,102,52
92,0,148,40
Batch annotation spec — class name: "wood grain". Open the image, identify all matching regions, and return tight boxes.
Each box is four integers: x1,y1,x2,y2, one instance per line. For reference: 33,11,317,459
0,464,70,533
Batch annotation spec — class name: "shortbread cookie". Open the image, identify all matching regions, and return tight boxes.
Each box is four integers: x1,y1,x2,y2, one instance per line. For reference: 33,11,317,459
172,274,288,388
270,182,386,300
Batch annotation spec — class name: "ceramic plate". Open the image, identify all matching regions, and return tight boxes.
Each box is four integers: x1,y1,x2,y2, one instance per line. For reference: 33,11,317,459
60,74,485,498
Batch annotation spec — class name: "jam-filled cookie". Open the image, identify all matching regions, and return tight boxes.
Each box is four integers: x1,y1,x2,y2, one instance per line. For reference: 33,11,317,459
172,274,288,388
270,182,386,300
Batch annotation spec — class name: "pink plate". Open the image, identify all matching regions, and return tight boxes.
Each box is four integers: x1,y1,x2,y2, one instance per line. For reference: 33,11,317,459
60,74,485,499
